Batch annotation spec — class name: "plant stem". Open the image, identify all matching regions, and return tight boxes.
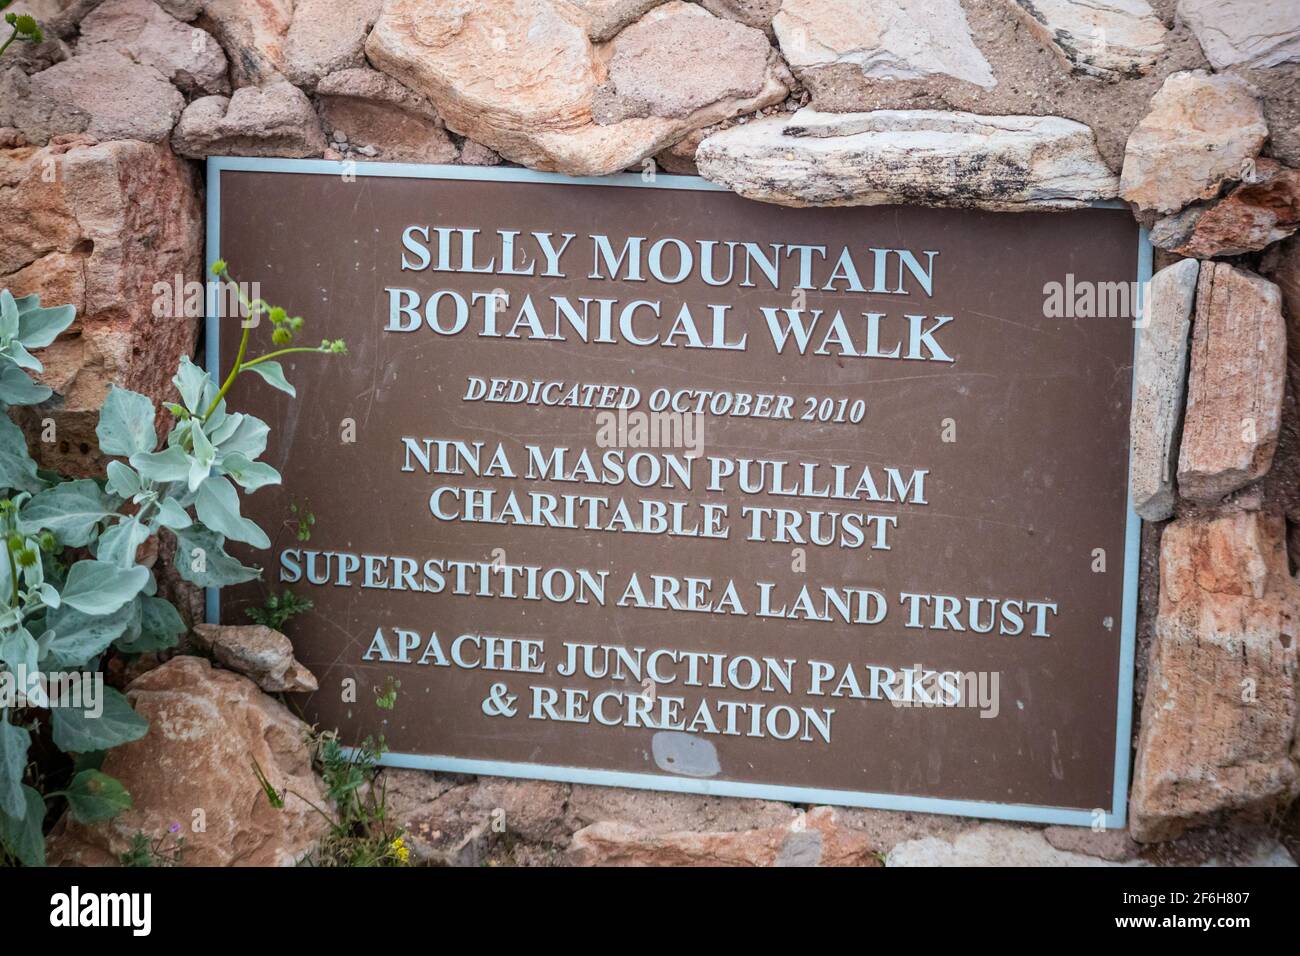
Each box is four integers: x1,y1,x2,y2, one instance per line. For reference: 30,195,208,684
0,25,18,60
203,315,250,422
240,346,328,370
5,544,17,608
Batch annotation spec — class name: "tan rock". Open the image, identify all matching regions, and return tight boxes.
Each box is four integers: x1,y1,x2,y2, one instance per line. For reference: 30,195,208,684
172,81,326,159
1151,159,1300,259
773,0,996,88
0,136,201,475
365,0,789,176
282,0,382,90
190,622,318,693
1177,263,1285,504
1130,258,1199,521
568,803,879,866
199,0,293,87
47,656,329,866
79,0,229,95
571,0,668,41
4,49,184,145
1119,70,1268,215
998,0,1167,78
1177,0,1300,70
696,107,1118,211
1129,512,1300,842
316,67,457,164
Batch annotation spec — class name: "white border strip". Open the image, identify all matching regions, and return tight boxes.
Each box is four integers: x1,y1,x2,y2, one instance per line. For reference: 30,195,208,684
204,156,1146,829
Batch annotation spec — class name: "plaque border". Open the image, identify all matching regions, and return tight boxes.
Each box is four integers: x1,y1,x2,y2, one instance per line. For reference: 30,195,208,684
205,156,1149,829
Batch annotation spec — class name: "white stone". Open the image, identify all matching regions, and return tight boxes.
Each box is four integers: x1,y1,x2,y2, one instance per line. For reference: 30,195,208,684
696,107,1118,211
887,824,1144,866
1177,0,1300,70
773,0,996,88
1000,0,1167,78
1130,258,1199,521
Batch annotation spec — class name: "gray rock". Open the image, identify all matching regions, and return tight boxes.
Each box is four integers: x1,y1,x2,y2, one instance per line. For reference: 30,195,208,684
190,622,318,693
887,823,1144,866
595,2,779,121
316,67,457,163
696,107,1118,211
282,0,382,90
1177,0,1300,70
9,49,184,145
699,0,781,32
171,81,326,158
571,0,669,41
1130,258,1198,522
78,0,229,95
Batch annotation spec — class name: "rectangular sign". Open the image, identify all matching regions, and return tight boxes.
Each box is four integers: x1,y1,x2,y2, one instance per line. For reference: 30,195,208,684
208,158,1146,827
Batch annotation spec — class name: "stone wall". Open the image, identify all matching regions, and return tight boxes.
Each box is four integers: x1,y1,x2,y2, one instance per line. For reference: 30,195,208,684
4,0,1299,865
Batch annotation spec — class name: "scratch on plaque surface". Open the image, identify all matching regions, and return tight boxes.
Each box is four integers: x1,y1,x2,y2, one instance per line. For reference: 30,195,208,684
651,731,720,777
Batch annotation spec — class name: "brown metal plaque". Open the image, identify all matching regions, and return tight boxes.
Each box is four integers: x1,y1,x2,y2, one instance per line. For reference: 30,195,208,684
209,160,1144,826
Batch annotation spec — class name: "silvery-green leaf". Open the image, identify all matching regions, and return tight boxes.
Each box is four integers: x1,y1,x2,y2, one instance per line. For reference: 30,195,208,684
196,475,269,548
204,397,228,433
116,596,184,655
173,355,211,416
0,290,18,340
0,784,44,866
0,720,29,819
51,686,148,752
59,560,149,616
219,452,280,492
130,444,190,483
16,301,75,349
0,627,43,708
96,517,149,568
0,363,51,406
242,360,296,397
35,582,59,610
105,461,142,499
0,416,40,494
188,423,215,492
96,386,157,457
217,414,269,460
17,478,110,546
207,410,242,446
156,496,192,530
65,769,132,823
40,601,135,669
5,340,41,373
174,523,259,588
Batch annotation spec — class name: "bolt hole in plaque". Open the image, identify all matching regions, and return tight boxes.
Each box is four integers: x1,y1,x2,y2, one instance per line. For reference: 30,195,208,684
207,158,1146,828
